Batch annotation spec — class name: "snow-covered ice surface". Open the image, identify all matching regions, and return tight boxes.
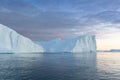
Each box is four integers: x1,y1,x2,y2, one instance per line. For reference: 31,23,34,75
0,24,44,53
36,36,97,53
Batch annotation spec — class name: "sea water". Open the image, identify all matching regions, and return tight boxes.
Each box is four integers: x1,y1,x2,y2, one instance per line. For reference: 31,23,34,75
0,52,119,80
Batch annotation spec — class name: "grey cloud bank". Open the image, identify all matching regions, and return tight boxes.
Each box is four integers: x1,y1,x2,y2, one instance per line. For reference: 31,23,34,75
0,0,120,41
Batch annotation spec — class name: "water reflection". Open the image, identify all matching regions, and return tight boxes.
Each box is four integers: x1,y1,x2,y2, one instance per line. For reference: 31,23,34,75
97,52,120,80
0,52,98,80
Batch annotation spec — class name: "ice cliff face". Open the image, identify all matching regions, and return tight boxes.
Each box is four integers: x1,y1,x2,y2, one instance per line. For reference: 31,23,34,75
36,36,97,53
0,24,44,53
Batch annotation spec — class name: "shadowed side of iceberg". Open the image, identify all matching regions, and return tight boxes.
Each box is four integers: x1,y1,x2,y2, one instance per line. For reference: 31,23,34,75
36,36,97,53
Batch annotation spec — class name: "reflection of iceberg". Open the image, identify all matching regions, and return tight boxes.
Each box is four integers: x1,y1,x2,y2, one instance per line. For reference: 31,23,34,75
25,53,99,80
0,24,44,53
73,52,97,79
36,36,97,53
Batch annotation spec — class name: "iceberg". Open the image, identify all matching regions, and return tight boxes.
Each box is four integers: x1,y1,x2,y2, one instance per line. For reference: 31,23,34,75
36,36,97,53
0,24,96,53
0,24,44,53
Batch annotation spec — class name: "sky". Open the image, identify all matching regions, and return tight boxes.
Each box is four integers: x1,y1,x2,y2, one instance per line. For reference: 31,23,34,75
0,0,120,50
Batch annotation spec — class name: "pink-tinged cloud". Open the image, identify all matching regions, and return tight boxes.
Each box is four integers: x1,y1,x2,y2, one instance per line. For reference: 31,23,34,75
52,32,65,39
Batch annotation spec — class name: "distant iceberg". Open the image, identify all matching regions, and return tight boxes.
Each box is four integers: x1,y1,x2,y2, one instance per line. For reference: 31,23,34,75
0,24,44,53
36,36,97,53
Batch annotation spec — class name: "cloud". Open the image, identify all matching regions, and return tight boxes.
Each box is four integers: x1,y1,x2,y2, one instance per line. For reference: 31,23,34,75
0,0,120,41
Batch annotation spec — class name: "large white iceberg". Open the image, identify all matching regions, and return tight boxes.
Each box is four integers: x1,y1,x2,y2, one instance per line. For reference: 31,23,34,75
36,36,97,53
0,24,44,53
0,24,96,53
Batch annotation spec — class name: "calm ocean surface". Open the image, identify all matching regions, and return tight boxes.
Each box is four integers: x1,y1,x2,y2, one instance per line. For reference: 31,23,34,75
0,52,120,80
